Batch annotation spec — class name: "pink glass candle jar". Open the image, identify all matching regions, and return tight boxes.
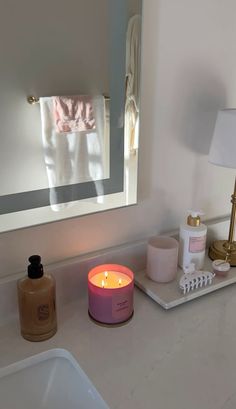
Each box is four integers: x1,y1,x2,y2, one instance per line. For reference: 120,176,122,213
88,264,134,325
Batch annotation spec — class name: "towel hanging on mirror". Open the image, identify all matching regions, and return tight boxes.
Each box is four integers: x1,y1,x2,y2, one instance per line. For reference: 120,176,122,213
39,95,106,211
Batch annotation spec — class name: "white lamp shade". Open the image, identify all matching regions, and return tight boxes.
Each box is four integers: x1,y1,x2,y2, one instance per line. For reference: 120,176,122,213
209,109,236,169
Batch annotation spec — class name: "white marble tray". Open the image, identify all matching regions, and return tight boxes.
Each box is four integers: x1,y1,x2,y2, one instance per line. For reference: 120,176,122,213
135,256,236,309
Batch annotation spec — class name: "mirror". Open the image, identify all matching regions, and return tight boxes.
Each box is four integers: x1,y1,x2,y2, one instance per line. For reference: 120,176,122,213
0,0,142,232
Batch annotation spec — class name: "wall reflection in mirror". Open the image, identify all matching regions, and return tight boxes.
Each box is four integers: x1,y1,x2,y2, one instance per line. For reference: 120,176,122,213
0,0,142,232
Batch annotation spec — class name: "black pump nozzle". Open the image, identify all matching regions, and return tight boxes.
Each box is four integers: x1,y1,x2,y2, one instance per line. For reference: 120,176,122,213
28,255,44,279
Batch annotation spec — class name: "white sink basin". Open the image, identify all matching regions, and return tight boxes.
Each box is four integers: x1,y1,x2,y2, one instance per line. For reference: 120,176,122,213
0,348,110,409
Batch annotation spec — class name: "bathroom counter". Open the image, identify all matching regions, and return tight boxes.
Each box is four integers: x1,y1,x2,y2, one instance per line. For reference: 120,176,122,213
1,283,236,409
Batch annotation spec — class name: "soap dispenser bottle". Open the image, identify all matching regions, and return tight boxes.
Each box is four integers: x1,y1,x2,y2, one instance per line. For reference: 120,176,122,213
17,255,57,342
179,211,207,270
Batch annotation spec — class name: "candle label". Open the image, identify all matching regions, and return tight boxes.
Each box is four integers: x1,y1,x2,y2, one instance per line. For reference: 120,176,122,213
112,293,131,319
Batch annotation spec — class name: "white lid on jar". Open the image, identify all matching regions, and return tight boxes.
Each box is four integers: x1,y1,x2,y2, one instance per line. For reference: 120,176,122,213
212,259,230,272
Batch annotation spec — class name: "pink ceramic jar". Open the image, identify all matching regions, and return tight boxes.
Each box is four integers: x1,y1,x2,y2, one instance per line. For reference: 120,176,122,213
146,236,179,283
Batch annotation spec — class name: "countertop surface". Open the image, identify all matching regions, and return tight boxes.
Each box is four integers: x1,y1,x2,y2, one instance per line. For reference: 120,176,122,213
1,284,236,409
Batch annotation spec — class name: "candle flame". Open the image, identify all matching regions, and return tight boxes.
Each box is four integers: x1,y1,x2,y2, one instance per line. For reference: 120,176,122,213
118,278,122,286
105,271,108,279
101,279,105,288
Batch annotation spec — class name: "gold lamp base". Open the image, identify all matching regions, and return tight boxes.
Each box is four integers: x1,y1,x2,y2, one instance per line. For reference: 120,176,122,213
208,240,236,266
208,177,236,266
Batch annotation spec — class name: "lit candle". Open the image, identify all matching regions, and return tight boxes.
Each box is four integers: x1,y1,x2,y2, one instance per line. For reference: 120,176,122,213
88,264,134,325
90,270,131,289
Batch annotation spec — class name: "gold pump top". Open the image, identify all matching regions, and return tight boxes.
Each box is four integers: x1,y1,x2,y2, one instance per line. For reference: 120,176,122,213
187,214,201,227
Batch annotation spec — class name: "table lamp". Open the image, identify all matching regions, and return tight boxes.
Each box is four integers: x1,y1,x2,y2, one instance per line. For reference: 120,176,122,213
208,109,236,265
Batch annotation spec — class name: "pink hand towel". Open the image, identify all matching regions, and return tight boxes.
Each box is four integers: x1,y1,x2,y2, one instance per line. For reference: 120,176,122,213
53,95,96,133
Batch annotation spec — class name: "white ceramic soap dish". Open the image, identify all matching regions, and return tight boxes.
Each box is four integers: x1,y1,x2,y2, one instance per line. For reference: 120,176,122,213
135,255,236,309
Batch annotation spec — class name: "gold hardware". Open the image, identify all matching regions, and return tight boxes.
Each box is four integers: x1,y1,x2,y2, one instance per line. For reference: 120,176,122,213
187,214,201,227
27,95,110,104
27,96,39,105
209,176,236,266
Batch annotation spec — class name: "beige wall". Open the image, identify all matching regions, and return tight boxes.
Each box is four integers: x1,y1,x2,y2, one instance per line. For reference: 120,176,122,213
1,0,236,277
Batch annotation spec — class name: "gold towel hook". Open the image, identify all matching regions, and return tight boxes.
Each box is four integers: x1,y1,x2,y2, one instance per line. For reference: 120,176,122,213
27,95,39,105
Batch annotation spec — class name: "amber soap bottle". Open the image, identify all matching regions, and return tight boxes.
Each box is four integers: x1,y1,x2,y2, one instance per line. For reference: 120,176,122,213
17,255,57,342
